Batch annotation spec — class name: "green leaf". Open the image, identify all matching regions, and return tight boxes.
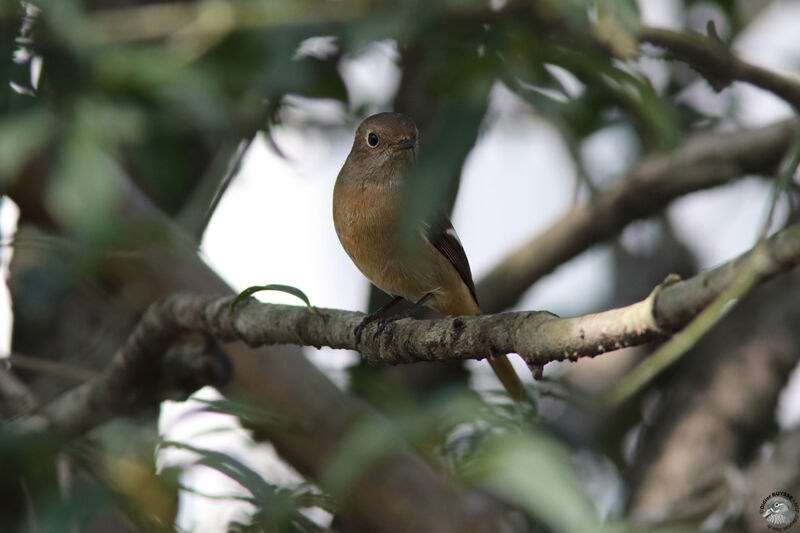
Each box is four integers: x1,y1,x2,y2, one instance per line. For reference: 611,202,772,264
94,46,229,129
161,440,323,532
398,101,487,255
0,109,55,183
321,415,404,494
593,0,641,58
466,432,602,533
231,283,317,313
46,127,125,240
191,398,287,430
160,440,278,505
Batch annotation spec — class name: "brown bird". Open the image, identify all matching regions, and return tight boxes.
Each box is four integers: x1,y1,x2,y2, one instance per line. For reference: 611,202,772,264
333,112,526,401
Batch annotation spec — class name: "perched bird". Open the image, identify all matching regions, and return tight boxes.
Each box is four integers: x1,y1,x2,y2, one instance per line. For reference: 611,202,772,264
333,112,526,401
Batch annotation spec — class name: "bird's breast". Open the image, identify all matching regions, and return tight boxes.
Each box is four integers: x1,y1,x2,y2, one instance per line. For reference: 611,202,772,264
333,180,436,301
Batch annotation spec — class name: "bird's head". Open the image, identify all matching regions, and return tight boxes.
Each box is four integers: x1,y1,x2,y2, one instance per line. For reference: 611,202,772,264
344,112,418,184
763,497,795,525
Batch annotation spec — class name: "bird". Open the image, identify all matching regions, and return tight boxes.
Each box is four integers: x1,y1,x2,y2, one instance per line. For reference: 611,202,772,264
332,111,526,402
763,496,796,526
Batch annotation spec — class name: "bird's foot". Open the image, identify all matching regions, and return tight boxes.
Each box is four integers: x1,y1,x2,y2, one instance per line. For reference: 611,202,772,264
354,295,404,347
373,312,408,336
353,315,374,347
354,309,412,346
353,293,433,347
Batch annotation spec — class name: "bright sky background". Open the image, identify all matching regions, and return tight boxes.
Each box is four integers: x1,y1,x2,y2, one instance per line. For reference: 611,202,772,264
5,1,800,531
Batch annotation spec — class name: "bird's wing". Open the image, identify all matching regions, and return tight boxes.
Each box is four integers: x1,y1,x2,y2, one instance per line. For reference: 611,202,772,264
425,216,479,306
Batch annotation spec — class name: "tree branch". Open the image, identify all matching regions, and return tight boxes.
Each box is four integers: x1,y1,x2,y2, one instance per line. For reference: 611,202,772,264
16,221,800,440
14,336,232,437
630,275,800,520
186,221,800,366
640,25,800,110
476,118,799,312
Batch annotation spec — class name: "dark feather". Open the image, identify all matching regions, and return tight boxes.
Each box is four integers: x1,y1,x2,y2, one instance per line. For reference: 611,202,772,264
426,217,479,306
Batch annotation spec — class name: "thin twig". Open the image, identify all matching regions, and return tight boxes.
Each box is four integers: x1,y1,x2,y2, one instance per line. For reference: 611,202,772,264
197,135,255,239
760,130,800,240
20,478,39,533
0,364,39,414
8,353,98,382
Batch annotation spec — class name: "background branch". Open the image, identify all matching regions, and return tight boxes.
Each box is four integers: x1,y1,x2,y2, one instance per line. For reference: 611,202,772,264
640,25,800,109
477,118,798,313
628,267,800,525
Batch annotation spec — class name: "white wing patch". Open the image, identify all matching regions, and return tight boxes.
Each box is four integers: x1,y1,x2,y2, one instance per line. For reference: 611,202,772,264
445,227,462,245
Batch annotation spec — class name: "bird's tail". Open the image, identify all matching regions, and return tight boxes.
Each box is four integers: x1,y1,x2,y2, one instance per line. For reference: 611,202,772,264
488,354,527,402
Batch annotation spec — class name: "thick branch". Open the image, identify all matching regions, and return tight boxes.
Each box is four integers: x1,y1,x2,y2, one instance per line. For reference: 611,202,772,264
477,118,799,312
188,222,800,365
640,26,800,110
14,332,231,437
631,275,800,519
18,222,800,439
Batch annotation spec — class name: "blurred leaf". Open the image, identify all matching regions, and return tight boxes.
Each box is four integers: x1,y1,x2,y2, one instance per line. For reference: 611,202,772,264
321,415,404,494
36,0,96,52
399,101,487,254
0,108,54,183
192,397,288,430
539,0,595,30
592,0,641,58
161,440,278,505
103,452,179,529
549,47,679,149
0,431,61,528
161,440,321,532
289,484,337,514
36,481,119,532
466,432,602,533
46,124,125,240
94,46,229,129
73,97,146,148
206,26,347,104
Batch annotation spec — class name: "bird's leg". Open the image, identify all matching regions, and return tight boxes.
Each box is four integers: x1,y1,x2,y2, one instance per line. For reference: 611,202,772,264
354,295,404,347
354,294,435,347
373,293,433,337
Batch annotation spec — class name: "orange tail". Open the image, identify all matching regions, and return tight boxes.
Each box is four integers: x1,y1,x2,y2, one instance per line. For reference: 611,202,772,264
488,355,527,402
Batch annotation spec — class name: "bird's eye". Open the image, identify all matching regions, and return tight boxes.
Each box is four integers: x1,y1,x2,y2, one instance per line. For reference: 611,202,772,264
367,132,379,147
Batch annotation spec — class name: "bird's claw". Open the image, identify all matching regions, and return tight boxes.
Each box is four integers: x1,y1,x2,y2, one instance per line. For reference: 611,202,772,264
374,316,394,337
353,294,430,348
354,316,371,347
354,314,401,347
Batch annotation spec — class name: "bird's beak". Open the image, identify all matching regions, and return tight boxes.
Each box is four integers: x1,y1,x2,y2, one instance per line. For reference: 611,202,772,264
394,139,416,150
